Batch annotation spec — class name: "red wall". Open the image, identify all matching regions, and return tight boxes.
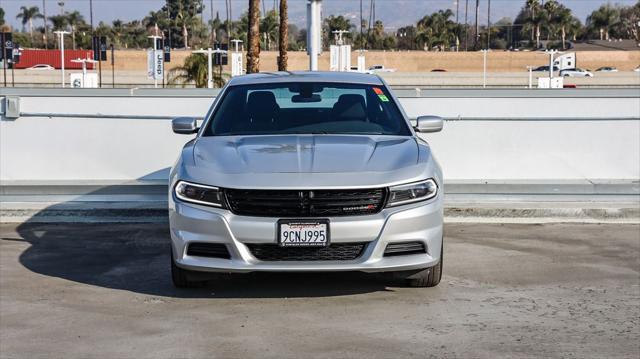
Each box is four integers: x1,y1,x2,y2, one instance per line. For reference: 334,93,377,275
15,49,95,69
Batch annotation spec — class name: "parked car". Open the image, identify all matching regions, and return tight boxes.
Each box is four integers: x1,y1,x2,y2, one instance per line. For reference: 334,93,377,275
531,65,559,72
430,69,447,72
595,67,618,72
349,66,373,74
560,68,594,77
169,71,444,288
26,64,54,70
634,66,640,72
368,65,396,73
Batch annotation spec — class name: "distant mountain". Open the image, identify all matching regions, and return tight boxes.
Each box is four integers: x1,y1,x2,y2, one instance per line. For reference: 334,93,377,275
4,0,637,34
231,0,638,30
253,0,525,30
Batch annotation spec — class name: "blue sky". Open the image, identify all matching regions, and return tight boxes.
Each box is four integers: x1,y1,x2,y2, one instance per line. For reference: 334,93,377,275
2,0,638,31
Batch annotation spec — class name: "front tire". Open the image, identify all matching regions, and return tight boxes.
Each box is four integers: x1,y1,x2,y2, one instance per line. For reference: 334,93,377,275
171,251,205,288
405,241,443,288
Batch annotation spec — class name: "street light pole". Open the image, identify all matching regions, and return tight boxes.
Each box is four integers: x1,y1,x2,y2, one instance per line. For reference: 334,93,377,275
482,49,488,88
230,39,244,77
89,0,94,31
54,31,70,88
487,0,491,50
193,48,226,88
474,0,479,49
464,0,469,51
332,30,349,46
547,49,559,81
71,57,97,87
192,48,213,88
42,0,49,49
307,0,322,71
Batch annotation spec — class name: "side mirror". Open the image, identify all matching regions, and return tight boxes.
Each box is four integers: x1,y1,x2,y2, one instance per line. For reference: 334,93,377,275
415,115,443,133
172,117,198,134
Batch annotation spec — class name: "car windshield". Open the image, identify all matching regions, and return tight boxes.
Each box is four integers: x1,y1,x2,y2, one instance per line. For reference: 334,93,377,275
203,82,411,136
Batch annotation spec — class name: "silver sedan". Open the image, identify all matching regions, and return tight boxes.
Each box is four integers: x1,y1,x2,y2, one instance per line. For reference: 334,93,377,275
169,71,444,288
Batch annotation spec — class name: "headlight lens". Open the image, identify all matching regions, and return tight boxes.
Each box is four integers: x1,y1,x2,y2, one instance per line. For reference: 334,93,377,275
386,179,438,207
174,181,225,207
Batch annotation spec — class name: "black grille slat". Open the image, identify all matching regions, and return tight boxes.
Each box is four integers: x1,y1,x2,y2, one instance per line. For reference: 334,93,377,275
312,199,381,206
384,242,427,257
187,243,231,259
313,194,381,200
247,243,366,261
225,188,386,217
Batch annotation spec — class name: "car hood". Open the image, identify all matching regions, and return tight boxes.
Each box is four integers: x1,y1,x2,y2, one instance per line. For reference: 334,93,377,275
193,135,419,174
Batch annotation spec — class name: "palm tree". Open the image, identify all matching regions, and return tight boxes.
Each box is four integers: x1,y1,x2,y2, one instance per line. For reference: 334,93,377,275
235,12,250,44
278,0,288,71
566,16,582,43
326,15,354,43
587,4,620,40
260,10,278,50
324,15,354,47
417,10,457,51
324,15,354,34
48,14,68,49
169,53,227,87
247,0,261,73
144,10,168,36
473,0,479,48
0,11,9,33
619,2,640,42
225,0,232,49
543,0,560,41
368,20,386,49
524,0,544,48
16,6,43,41
111,19,125,48
175,8,192,48
208,12,225,44
48,14,67,31
66,11,84,49
552,4,576,49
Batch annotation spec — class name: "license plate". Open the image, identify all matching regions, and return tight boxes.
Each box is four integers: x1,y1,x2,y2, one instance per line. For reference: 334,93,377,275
278,219,330,247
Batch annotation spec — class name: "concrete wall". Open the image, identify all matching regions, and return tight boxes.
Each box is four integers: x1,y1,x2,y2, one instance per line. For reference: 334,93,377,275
1,88,638,184
110,50,640,72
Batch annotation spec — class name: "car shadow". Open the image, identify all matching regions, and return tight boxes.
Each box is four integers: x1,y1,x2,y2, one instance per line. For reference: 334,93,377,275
7,221,397,299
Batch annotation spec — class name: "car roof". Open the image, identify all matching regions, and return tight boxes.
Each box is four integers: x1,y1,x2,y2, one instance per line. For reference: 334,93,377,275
227,71,385,87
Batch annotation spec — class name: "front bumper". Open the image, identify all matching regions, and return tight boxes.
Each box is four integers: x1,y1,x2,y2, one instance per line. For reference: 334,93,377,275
169,193,443,273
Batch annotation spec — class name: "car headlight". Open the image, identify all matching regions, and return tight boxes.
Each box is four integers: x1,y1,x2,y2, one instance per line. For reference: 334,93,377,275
174,181,225,208
386,179,438,207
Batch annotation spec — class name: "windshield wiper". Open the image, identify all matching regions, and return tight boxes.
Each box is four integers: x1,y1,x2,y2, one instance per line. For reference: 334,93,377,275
284,131,330,135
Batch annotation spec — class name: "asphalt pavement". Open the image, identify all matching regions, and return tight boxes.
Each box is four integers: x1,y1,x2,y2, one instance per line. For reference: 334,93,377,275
1,223,638,358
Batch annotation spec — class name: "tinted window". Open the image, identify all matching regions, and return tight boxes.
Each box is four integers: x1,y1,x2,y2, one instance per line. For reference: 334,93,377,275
203,82,411,136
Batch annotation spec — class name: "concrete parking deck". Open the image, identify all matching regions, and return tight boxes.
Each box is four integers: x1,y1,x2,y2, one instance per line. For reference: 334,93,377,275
1,223,638,358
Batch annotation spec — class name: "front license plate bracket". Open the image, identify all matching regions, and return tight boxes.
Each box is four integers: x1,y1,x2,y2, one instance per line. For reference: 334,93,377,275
277,219,330,247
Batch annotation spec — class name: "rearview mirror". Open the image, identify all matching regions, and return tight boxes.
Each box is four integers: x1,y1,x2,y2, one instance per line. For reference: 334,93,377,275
292,94,321,103
172,117,198,134
415,115,443,133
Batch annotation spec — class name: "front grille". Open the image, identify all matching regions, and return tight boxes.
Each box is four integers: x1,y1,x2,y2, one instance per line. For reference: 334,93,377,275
187,243,231,259
246,243,366,261
224,188,386,217
384,241,427,257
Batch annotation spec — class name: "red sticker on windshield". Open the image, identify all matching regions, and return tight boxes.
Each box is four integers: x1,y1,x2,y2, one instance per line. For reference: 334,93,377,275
373,87,384,95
